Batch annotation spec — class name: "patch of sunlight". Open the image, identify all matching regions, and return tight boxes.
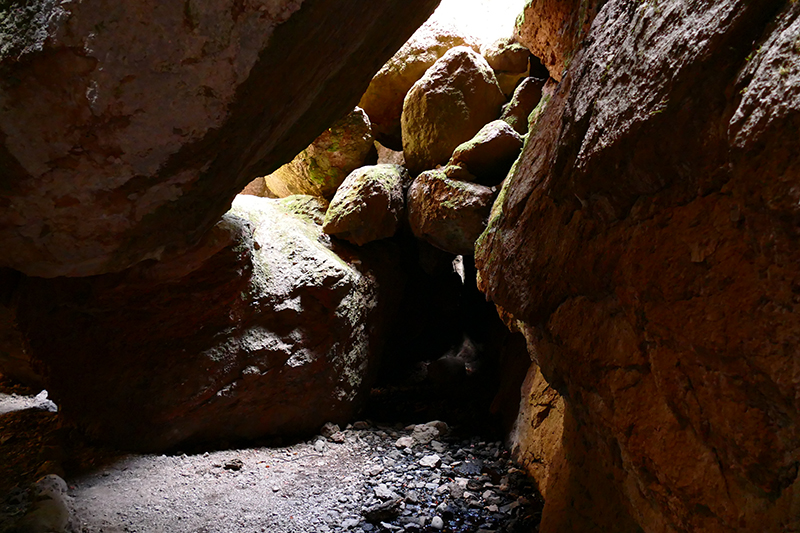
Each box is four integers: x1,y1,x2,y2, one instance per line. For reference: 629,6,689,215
429,0,528,45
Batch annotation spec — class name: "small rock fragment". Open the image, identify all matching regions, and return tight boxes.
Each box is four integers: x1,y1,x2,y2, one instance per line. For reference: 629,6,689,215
419,454,442,468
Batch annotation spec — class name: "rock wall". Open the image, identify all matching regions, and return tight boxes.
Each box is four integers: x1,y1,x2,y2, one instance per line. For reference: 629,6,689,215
479,1,800,532
0,0,439,277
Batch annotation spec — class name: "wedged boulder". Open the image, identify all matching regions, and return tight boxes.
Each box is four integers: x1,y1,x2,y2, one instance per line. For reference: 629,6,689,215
239,177,272,198
500,77,549,135
407,169,495,255
449,120,523,186
478,1,800,532
514,0,602,81
401,47,506,176
263,108,377,199
0,0,440,277
482,37,531,97
17,195,399,451
323,164,408,246
359,20,480,150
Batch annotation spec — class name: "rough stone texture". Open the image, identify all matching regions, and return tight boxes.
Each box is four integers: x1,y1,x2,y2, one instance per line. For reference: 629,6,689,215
449,120,523,186
408,169,495,255
500,76,548,135
263,108,377,199
478,1,800,532
323,164,408,246
401,47,506,176
0,0,440,277
514,0,601,81
358,20,480,150
16,195,400,451
239,177,271,198
482,37,531,74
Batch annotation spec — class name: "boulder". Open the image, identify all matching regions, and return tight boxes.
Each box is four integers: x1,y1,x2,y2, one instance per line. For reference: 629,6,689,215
481,37,531,74
478,1,800,532
449,120,523,186
17,195,399,451
482,37,531,97
0,0,441,277
407,169,495,255
401,47,506,176
358,20,480,150
323,164,408,246
514,0,602,81
239,177,272,198
263,108,377,199
500,77,549,135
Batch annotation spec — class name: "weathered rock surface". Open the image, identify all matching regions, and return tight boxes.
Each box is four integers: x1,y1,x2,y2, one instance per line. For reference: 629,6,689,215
323,164,408,246
239,177,272,198
514,0,601,81
401,47,506,176
408,170,495,255
0,0,440,277
16,195,399,451
449,120,523,186
263,108,376,199
500,77,548,135
0,269,41,387
358,20,480,150
479,1,800,532
482,37,531,96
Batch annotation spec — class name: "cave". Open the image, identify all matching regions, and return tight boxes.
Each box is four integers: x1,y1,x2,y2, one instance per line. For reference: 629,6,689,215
1,0,800,532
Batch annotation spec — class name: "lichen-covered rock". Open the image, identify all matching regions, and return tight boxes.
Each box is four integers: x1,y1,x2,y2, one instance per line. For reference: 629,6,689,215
449,120,523,186
263,108,377,199
17,195,398,451
482,37,531,74
479,1,800,532
407,169,495,255
500,77,548,135
401,47,506,176
514,0,602,81
0,0,440,277
323,164,408,246
358,20,480,150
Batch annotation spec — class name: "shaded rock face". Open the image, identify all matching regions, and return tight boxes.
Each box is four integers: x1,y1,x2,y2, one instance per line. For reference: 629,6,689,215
263,108,377,199
0,268,41,388
0,0,440,277
323,164,408,246
500,76,547,135
16,196,400,451
479,1,800,532
449,119,523,186
401,46,506,176
358,19,480,151
408,170,496,255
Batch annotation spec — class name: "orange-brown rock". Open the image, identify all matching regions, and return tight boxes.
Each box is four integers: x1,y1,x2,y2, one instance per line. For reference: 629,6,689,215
514,0,602,80
479,1,800,532
0,0,440,277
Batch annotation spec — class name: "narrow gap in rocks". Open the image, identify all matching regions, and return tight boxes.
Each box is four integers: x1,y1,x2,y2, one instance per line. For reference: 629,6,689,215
0,0,548,532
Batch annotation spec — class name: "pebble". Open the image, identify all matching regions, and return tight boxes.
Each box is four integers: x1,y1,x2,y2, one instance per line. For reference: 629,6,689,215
431,515,444,529
418,454,441,468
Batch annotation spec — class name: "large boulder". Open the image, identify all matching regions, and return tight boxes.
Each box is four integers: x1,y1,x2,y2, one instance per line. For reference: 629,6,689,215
481,37,531,97
449,120,523,186
478,1,800,532
263,108,377,199
401,47,506,176
407,169,495,255
323,164,408,246
0,0,440,278
16,195,399,451
358,20,480,150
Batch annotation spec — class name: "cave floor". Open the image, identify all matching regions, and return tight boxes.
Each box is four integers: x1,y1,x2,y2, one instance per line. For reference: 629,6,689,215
0,377,541,533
